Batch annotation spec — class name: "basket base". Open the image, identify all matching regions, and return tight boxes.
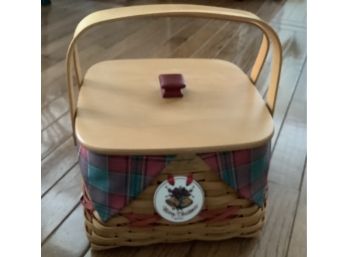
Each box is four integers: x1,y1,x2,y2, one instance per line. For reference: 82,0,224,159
84,207,265,250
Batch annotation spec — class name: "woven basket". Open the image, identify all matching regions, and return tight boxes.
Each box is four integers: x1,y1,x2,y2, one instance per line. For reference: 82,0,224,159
83,154,265,250
66,4,282,251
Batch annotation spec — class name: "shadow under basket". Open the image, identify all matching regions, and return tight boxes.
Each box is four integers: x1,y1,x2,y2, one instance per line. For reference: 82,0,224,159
65,4,282,251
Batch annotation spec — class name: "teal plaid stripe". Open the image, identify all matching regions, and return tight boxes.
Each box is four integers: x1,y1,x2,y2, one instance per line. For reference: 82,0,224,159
218,152,237,188
252,188,265,205
128,174,144,198
250,157,268,183
94,202,111,222
88,164,109,192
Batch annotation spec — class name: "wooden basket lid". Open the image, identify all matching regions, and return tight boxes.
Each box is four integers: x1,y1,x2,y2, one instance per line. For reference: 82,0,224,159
75,59,273,155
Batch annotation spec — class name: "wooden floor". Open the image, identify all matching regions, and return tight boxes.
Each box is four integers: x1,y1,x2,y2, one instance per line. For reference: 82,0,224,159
41,0,306,256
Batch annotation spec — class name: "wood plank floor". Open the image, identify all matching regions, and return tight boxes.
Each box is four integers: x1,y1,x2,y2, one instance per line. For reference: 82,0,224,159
41,0,307,256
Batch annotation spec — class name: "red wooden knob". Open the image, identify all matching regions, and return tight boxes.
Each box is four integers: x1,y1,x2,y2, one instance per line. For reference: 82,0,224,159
159,74,186,98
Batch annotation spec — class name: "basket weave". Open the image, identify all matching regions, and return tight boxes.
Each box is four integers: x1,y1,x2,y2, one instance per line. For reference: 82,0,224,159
83,154,266,250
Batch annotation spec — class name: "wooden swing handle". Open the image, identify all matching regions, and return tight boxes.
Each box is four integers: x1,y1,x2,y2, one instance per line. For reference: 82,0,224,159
66,4,282,132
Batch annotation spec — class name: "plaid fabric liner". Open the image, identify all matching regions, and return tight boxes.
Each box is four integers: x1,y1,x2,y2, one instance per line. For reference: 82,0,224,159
79,142,271,221
198,142,271,207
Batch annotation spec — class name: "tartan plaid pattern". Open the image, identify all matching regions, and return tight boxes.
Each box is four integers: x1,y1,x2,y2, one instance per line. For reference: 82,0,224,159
198,142,271,207
79,146,174,221
79,141,271,222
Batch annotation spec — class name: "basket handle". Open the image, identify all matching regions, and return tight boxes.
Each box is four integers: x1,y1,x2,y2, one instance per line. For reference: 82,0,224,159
66,4,282,134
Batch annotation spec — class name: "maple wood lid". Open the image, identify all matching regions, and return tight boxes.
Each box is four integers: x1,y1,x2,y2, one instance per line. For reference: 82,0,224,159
75,58,274,155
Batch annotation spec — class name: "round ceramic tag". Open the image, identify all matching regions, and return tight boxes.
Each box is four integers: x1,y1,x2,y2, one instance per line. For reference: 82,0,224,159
153,175,204,223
